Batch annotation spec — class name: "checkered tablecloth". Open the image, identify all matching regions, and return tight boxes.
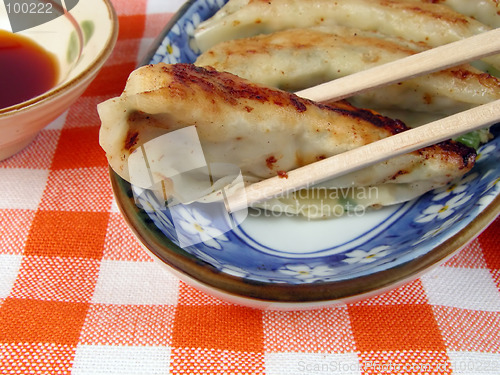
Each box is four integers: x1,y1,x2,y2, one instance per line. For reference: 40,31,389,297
1,0,499,373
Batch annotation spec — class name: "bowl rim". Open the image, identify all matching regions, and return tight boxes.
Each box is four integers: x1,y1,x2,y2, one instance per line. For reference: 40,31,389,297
0,0,119,116
111,169,500,304
110,0,500,305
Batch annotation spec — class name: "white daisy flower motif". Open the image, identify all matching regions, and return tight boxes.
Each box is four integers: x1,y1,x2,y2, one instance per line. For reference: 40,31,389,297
207,0,227,7
278,263,337,283
150,53,163,64
343,246,391,264
416,192,472,223
187,250,248,277
477,175,500,208
432,173,478,201
480,170,500,191
156,36,181,64
133,189,155,212
476,144,496,161
172,205,229,249
155,37,170,58
413,216,461,245
131,188,180,237
487,175,500,190
133,187,166,213
170,24,181,36
186,13,203,53
185,12,202,36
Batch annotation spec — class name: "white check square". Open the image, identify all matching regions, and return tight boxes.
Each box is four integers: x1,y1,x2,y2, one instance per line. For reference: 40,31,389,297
264,352,362,375
421,267,500,311
447,351,500,375
0,254,23,299
0,168,49,210
72,345,171,375
92,260,179,305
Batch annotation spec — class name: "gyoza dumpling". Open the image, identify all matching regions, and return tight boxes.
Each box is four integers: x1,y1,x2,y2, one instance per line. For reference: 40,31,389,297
195,26,500,115
98,63,476,218
409,0,500,28
194,0,500,70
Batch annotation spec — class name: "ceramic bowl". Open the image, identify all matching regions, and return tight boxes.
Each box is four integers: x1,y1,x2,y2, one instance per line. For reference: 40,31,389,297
111,0,500,310
0,0,118,160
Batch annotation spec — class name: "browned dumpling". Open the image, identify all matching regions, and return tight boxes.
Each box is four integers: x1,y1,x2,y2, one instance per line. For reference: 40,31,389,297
98,63,476,217
196,26,500,115
194,0,499,70
409,0,500,28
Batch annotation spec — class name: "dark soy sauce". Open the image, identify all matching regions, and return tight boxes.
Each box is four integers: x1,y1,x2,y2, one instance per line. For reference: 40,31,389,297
0,30,59,109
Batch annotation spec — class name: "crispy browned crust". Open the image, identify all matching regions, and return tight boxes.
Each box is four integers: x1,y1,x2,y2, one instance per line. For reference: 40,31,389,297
165,63,408,131
149,63,476,172
163,63,309,112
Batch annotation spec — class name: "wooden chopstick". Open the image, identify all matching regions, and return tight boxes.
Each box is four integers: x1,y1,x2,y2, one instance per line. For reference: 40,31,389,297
224,99,500,213
296,28,500,102
221,29,500,213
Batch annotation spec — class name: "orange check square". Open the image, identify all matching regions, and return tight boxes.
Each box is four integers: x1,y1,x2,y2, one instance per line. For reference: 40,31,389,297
480,218,500,269
0,298,89,345
24,211,109,259
348,304,446,352
172,305,264,352
51,127,108,170
83,62,137,97
170,347,265,375
11,256,100,303
0,343,75,374
117,15,146,40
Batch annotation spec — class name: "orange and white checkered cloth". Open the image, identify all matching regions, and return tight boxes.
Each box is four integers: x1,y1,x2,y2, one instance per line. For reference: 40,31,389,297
1,1,499,373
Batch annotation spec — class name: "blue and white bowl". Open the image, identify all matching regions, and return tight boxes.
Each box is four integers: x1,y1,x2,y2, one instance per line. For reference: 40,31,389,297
111,0,500,309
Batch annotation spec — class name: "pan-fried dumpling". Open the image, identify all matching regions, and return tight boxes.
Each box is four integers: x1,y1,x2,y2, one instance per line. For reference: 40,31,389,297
410,0,500,28
195,27,500,115
194,0,500,70
98,63,476,218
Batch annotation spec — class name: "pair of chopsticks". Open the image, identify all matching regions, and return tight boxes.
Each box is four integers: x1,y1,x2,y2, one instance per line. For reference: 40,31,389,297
223,28,500,213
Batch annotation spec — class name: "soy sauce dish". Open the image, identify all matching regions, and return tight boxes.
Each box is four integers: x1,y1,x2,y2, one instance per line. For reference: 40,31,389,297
110,0,500,310
0,0,118,160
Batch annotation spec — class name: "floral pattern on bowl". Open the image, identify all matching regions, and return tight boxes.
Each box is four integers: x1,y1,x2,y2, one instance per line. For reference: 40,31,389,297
129,134,499,287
